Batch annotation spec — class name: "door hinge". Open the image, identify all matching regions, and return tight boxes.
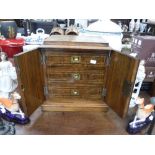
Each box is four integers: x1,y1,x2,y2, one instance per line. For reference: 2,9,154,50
105,51,111,66
102,88,107,97
40,53,46,64
44,86,48,96
122,80,134,97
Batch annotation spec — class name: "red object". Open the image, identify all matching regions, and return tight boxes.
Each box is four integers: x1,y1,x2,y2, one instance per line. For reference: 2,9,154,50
0,38,25,58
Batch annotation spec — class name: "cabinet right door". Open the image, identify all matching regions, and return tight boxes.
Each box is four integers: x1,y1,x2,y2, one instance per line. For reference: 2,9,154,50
105,50,139,118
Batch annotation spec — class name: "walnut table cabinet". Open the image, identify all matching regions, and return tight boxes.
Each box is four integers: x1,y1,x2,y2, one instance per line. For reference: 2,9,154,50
14,36,139,118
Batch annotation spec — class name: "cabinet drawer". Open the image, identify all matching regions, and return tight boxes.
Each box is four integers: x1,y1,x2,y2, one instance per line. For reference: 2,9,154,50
46,54,106,67
46,69,105,84
47,85,103,99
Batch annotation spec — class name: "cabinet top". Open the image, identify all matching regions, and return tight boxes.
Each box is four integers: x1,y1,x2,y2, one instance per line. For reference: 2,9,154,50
42,35,112,50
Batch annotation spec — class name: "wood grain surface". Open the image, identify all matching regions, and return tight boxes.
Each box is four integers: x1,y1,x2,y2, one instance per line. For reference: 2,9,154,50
42,99,109,112
14,49,45,116
105,51,139,118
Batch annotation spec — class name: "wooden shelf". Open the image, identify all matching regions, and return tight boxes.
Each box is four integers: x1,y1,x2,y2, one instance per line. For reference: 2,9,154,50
41,98,109,112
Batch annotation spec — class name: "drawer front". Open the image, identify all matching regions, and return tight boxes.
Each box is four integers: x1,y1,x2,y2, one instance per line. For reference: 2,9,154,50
46,68,105,84
44,51,107,100
47,85,103,99
46,54,106,68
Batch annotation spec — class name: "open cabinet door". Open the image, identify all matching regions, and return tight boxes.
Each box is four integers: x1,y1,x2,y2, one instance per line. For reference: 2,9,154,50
14,49,45,116
105,51,139,118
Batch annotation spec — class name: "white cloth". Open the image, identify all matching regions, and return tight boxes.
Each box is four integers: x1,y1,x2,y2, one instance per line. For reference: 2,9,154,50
0,61,18,95
79,19,123,51
86,19,122,33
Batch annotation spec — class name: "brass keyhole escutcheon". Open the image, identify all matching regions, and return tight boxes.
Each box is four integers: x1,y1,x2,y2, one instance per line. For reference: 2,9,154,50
21,84,25,92
71,56,81,63
72,73,80,80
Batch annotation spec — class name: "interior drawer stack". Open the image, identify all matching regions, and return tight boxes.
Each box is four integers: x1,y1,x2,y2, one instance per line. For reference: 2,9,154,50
45,50,107,100
41,49,109,112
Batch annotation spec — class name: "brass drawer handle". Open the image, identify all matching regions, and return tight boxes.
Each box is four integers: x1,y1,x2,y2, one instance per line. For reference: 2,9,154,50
72,73,81,80
71,56,81,63
71,90,79,96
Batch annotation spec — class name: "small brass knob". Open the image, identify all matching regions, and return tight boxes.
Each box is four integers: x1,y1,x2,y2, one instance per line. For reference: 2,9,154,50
72,73,80,80
71,56,81,63
71,90,79,96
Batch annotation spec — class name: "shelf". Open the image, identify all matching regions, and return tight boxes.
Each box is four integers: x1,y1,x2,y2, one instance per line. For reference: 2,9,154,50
41,98,109,112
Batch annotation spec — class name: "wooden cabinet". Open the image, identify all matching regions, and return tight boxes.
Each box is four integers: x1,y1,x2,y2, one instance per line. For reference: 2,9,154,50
14,36,139,118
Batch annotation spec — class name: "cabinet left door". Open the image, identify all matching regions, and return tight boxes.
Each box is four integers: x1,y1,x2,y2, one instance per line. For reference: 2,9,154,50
14,49,45,116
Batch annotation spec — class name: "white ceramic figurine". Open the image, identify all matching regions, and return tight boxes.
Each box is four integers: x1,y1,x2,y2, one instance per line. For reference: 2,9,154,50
0,52,18,98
